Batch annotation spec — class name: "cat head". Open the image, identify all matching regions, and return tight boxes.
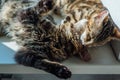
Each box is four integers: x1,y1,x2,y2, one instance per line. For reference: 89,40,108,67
80,10,120,47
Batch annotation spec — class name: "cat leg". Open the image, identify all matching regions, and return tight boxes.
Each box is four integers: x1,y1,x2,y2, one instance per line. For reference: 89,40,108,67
78,45,91,62
15,47,71,79
17,7,39,25
34,59,71,79
18,0,56,24
50,48,67,61
35,0,56,15
75,42,91,62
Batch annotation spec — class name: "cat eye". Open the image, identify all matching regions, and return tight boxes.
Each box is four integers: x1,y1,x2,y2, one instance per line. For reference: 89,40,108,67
95,19,114,42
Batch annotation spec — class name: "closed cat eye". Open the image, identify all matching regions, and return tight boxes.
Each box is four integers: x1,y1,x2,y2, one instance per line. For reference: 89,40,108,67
95,19,114,42
103,20,108,27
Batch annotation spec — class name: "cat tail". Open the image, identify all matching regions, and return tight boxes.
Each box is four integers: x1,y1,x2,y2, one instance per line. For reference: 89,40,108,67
14,47,71,79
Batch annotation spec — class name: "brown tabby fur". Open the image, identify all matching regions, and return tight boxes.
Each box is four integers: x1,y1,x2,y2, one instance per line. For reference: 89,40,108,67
0,0,120,79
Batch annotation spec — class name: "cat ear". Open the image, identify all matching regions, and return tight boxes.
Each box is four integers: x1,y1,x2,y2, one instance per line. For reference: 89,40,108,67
95,10,109,25
112,27,120,39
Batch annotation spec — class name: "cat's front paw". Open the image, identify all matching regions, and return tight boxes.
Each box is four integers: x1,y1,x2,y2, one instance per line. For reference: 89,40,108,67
35,0,55,15
17,8,39,25
55,65,71,79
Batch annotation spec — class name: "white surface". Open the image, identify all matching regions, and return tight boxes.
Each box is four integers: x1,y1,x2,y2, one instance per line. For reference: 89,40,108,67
101,0,120,28
0,0,120,74
102,0,120,61
0,37,20,64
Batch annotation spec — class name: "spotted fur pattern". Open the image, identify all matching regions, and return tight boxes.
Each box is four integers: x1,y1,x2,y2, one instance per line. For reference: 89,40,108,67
53,0,120,47
0,0,120,79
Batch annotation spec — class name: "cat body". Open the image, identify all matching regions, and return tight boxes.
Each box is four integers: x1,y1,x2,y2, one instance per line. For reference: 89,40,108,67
0,0,120,79
53,0,119,47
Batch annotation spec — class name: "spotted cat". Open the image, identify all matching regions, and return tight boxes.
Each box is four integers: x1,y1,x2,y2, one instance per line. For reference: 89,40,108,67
0,0,120,79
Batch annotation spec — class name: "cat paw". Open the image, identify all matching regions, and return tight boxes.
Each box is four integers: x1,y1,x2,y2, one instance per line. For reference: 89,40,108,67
82,52,91,62
36,0,55,15
79,46,91,62
17,8,38,24
55,65,71,79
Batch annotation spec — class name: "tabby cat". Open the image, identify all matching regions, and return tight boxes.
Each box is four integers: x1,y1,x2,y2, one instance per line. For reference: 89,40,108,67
0,0,120,79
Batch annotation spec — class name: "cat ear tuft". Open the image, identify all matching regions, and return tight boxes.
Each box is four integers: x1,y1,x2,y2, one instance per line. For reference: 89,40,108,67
95,10,109,25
